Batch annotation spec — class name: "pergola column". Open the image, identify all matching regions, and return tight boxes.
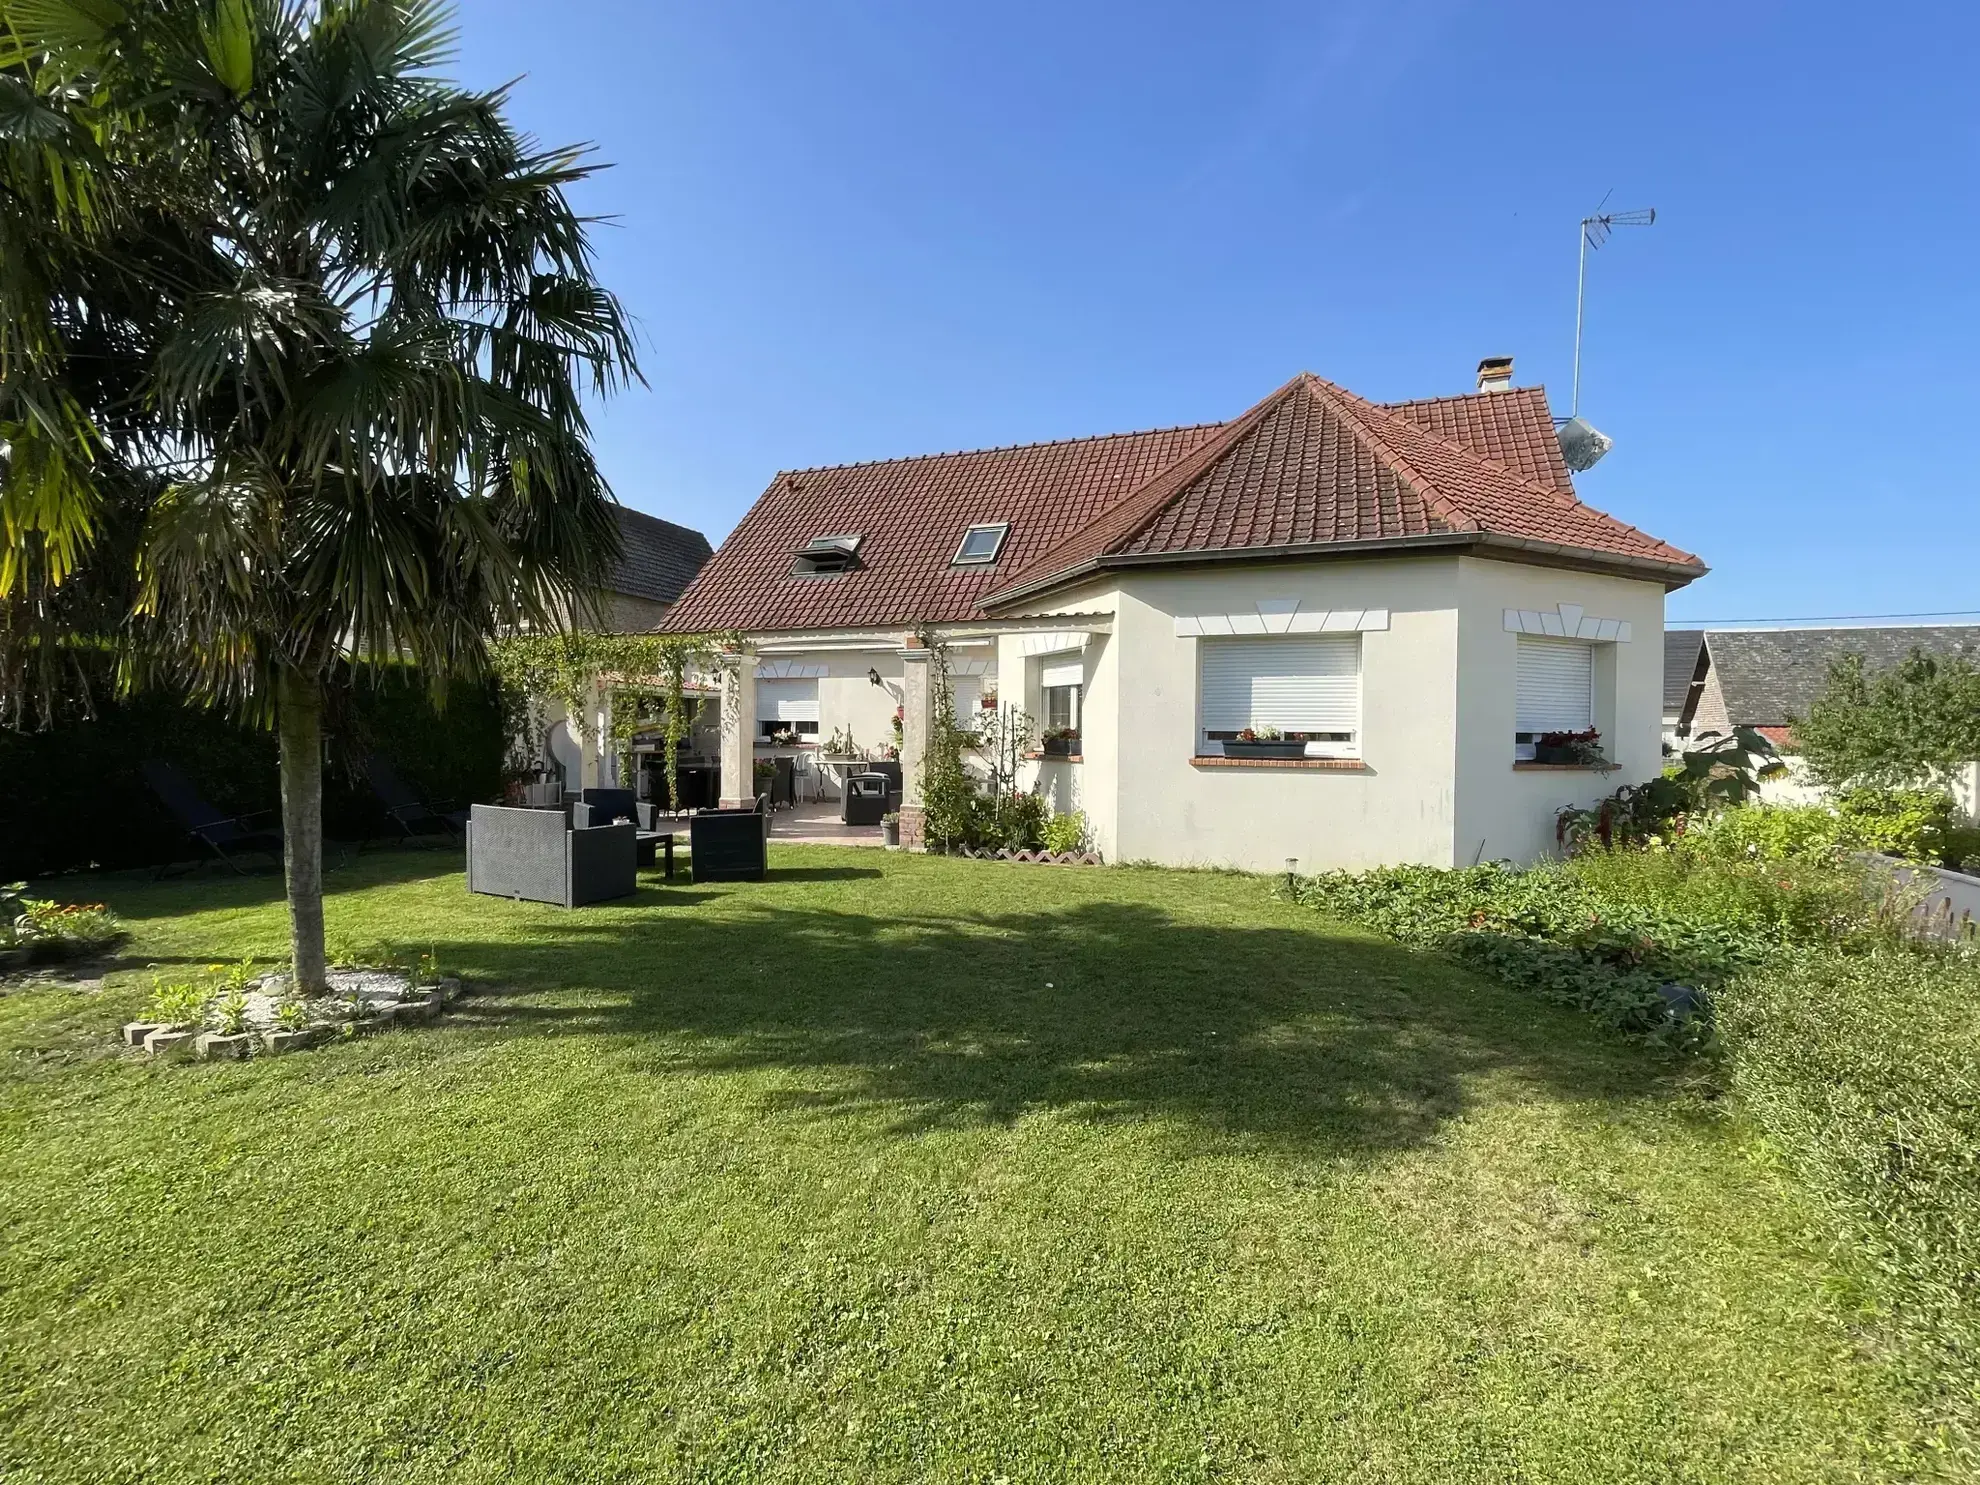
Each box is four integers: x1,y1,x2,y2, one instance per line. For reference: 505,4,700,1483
578,678,606,788
718,648,758,808
897,637,937,848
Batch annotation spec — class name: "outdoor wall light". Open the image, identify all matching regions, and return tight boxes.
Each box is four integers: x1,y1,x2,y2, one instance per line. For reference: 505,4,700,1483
867,668,883,687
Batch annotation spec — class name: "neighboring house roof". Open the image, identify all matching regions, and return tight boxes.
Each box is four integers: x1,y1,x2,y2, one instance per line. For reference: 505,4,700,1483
661,371,1704,634
1664,628,1705,715
607,506,713,607
1696,625,1980,729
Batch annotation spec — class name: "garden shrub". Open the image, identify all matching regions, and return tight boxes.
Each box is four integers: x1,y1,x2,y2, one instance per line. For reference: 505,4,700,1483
1833,787,1960,865
1042,810,1089,855
1291,849,1909,1052
1718,947,1980,1452
1682,790,1966,869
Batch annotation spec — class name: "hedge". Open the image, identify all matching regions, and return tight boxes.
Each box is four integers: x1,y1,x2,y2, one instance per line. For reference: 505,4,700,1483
0,663,505,879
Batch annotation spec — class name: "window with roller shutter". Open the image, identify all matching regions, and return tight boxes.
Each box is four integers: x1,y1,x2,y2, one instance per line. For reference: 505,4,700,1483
1198,636,1360,756
755,678,820,739
1514,635,1594,756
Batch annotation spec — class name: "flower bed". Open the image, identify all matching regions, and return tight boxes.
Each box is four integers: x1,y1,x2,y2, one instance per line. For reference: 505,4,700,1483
1,883,126,970
124,957,467,1061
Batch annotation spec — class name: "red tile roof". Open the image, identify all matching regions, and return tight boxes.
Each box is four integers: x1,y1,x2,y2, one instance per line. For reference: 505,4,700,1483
1385,386,1576,496
986,375,1701,607
660,372,1704,634
660,424,1224,632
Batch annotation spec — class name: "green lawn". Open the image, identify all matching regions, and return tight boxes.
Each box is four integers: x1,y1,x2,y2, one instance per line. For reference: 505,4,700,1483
0,849,1922,1482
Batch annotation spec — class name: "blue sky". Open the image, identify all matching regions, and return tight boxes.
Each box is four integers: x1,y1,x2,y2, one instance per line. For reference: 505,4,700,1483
456,1,1979,624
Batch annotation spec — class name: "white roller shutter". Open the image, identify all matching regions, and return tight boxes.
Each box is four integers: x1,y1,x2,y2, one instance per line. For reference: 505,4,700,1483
1199,636,1359,733
1515,635,1593,732
950,675,982,724
755,678,820,724
1039,658,1083,689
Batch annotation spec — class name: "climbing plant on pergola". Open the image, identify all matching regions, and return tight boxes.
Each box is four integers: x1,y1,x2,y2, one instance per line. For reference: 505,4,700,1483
488,631,735,806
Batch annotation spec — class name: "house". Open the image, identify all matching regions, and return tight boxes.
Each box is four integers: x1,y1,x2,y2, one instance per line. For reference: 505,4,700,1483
598,506,714,631
1663,628,1705,751
660,362,1706,871
1672,624,1980,812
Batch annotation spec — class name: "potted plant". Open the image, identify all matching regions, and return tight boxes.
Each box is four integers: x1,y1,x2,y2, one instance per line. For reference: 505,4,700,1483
1533,728,1604,765
881,811,901,848
1041,727,1080,757
1221,726,1305,760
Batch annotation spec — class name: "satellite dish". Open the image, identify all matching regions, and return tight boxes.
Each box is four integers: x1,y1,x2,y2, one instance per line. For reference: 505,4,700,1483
1557,416,1613,472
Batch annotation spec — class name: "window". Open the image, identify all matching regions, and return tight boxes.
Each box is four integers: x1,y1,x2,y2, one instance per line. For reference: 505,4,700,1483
790,533,862,577
1514,634,1594,757
951,522,1010,565
1038,656,1082,739
1199,635,1360,756
756,678,820,741
950,674,983,725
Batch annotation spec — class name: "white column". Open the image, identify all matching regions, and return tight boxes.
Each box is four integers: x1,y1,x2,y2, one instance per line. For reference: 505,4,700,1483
897,640,936,846
577,678,604,788
718,649,758,808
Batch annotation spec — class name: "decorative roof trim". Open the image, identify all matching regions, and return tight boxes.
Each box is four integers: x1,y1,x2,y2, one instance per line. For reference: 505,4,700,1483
983,531,1705,612
755,659,829,678
1016,630,1093,657
1504,603,1633,642
1176,606,1389,638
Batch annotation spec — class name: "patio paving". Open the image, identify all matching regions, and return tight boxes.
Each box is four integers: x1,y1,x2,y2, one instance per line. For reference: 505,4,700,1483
767,802,886,847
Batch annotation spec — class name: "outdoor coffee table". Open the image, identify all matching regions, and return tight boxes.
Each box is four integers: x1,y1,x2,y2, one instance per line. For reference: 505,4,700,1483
635,827,681,879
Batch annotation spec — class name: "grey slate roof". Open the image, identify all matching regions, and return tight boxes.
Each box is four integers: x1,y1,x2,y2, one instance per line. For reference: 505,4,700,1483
1703,625,1980,727
608,506,713,606
1663,629,1704,713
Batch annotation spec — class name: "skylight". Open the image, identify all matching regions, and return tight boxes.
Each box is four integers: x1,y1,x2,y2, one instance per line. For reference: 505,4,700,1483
951,522,1010,566
790,533,863,578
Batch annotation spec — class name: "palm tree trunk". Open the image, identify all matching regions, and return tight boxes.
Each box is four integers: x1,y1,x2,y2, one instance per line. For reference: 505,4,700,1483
277,666,329,993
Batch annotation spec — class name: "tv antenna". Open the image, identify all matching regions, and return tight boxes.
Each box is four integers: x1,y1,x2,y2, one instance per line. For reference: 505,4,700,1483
1571,194,1656,417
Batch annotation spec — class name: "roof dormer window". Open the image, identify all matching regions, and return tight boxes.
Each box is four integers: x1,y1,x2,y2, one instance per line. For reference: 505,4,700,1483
790,533,862,578
951,522,1010,566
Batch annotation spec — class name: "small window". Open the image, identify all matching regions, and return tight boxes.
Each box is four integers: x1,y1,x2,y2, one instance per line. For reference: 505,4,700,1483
1042,682,1081,735
791,533,863,578
951,522,1009,566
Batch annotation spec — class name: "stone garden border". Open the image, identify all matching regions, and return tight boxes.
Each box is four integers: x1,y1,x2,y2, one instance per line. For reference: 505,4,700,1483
124,972,470,1062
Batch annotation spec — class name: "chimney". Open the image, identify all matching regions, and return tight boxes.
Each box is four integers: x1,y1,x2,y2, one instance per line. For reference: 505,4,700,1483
1475,356,1514,394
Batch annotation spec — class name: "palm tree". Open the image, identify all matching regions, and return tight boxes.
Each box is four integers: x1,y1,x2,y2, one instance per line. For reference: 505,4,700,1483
0,0,637,988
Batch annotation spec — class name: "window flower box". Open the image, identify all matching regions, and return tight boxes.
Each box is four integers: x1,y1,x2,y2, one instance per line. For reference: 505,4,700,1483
1532,728,1604,766
1221,739,1306,759
1042,730,1080,757
1221,727,1304,760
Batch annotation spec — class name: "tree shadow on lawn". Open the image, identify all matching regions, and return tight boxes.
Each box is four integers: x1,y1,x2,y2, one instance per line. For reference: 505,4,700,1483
433,893,1681,1164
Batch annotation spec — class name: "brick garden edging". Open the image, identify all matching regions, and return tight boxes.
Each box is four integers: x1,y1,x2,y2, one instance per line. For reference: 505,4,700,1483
939,846,1105,866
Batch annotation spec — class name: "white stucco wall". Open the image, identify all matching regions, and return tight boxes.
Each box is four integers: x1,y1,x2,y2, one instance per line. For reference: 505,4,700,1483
1452,557,1669,864
1097,559,1463,872
729,554,1673,870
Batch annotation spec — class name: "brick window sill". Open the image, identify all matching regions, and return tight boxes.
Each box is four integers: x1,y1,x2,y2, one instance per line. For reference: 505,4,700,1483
1512,761,1621,772
1190,756,1367,771
1024,752,1084,763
